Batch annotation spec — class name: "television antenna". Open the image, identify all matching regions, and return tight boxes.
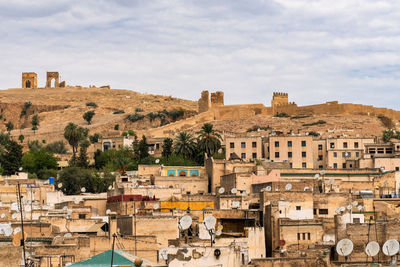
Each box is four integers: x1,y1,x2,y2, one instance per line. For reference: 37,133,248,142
383,239,399,256
231,188,237,194
179,215,192,230
365,241,380,257
204,215,217,246
218,187,225,194
266,186,272,192
285,184,292,191
336,238,353,257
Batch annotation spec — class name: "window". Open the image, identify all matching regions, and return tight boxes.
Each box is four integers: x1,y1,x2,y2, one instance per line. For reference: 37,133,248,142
275,152,280,158
230,142,235,148
302,151,306,157
354,142,359,148
275,141,279,147
252,153,257,159
241,142,246,148
318,155,323,160
296,206,301,210
369,148,376,154
229,153,234,158
386,148,393,154
297,233,301,240
356,152,360,157
396,167,400,171
342,152,346,157
333,152,337,158
319,165,323,169
342,163,346,169
288,152,292,158
333,163,337,169
308,233,311,240
79,214,86,219
301,140,306,147
289,163,293,168
313,209,317,215
377,148,384,154
302,233,306,240
347,152,351,157
121,177,128,182
343,142,348,148
288,141,292,147
353,218,361,224
330,143,335,148
319,209,328,215
302,162,306,168
252,142,257,148
241,153,246,159
318,144,323,150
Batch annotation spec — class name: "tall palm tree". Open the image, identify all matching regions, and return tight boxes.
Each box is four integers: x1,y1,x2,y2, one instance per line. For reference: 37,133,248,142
174,132,196,159
197,123,222,157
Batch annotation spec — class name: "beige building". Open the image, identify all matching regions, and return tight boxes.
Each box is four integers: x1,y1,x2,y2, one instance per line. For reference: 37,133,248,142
225,136,263,160
268,136,314,168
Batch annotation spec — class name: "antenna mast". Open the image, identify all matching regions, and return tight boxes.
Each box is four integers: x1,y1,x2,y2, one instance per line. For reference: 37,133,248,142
17,183,27,266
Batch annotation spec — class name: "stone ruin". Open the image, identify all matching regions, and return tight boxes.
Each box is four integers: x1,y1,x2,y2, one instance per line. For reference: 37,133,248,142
271,92,297,115
22,71,66,89
22,72,38,89
198,90,224,113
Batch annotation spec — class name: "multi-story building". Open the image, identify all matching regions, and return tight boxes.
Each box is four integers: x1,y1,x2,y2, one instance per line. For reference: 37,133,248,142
225,136,263,160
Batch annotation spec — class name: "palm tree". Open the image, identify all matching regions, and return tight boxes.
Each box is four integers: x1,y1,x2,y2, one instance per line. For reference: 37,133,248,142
197,123,222,157
64,123,88,164
174,132,196,159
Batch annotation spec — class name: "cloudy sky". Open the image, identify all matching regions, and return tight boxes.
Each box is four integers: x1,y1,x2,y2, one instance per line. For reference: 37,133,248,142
0,0,399,108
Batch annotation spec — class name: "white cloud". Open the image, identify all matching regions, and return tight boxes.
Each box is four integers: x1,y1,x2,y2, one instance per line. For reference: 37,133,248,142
0,0,399,108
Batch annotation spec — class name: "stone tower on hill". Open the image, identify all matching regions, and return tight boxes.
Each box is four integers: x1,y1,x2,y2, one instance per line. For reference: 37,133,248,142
271,92,297,115
198,90,224,113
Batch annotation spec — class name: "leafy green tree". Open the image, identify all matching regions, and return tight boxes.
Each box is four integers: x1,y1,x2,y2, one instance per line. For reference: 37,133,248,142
18,134,24,144
5,122,13,133
0,140,23,175
162,138,173,158
89,133,102,144
128,130,136,136
114,124,119,130
122,131,128,137
197,123,222,157
31,114,39,133
64,123,88,164
22,149,58,179
45,141,67,154
28,140,43,152
83,111,95,125
138,135,149,160
160,153,200,166
77,139,90,168
174,132,196,159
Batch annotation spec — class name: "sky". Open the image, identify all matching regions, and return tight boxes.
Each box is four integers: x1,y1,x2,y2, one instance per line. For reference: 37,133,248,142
0,0,399,108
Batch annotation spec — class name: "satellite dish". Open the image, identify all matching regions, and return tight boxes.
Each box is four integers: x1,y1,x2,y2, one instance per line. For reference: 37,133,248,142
13,227,21,235
106,209,111,215
3,226,12,237
215,230,222,236
336,239,354,256
314,174,320,179
81,187,86,193
218,187,225,194
148,191,154,198
231,188,237,194
357,205,363,211
285,184,292,191
64,233,72,238
154,203,160,210
352,201,358,207
320,170,326,175
11,213,18,220
266,186,272,192
304,186,309,191
347,205,352,211
159,248,168,260
339,207,346,212
329,178,334,184
383,239,400,256
58,183,63,189
335,207,341,214
108,185,112,190
204,216,217,230
245,189,250,195
0,213,5,219
179,215,192,230
365,241,380,257
63,206,68,211
232,201,240,208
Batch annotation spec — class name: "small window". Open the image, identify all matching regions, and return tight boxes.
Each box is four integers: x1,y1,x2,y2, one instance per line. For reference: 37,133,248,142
307,233,311,240
318,144,323,150
241,153,246,159
302,162,306,168
333,163,337,169
275,141,279,147
297,233,301,240
275,152,279,158
289,163,293,168
296,206,301,210
252,142,257,148
230,142,235,148
330,143,335,148
318,155,323,160
354,142,359,148
319,209,328,215
302,151,306,158
342,152,346,157
252,153,257,159
288,152,292,158
301,141,306,147
369,148,376,154
302,233,306,240
79,214,86,219
313,209,317,215
396,167,400,171
343,142,348,148
319,165,323,169
288,141,292,147
241,142,246,148
353,218,361,224
122,177,128,182
333,152,337,158
342,163,346,169
356,152,360,157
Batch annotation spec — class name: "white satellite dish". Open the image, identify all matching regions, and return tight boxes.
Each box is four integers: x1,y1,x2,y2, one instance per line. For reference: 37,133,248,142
266,186,272,192
357,205,363,211
108,185,112,190
204,216,217,230
365,241,380,257
11,213,18,220
339,207,346,212
13,227,21,235
218,187,225,194
347,205,352,211
148,191,154,198
383,239,400,256
335,207,341,214
336,239,354,256
232,201,240,208
159,248,168,260
314,174,320,179
245,189,250,195
352,201,358,207
231,188,237,194
320,170,326,175
329,178,334,184
154,203,160,210
64,233,72,238
285,184,292,191
0,213,4,219
3,226,12,237
215,229,222,236
81,187,86,193
179,215,192,230
106,209,111,215
155,159,160,164
63,206,68,211
58,183,63,189
304,186,309,191
10,203,18,211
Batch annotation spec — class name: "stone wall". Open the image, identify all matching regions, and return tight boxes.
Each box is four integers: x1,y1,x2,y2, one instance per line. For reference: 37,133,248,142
198,90,211,113
210,91,224,106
